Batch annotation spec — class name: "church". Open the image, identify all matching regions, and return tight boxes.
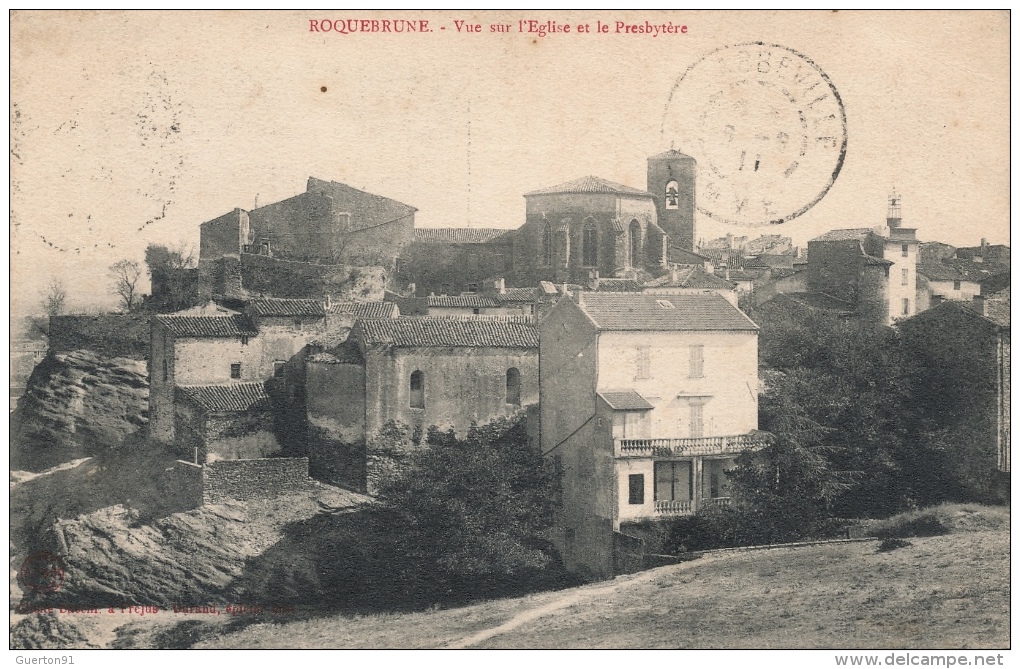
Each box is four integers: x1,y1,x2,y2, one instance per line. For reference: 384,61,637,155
398,150,697,296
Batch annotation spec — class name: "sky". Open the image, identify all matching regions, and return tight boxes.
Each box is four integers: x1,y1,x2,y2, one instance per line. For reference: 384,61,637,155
10,10,1010,317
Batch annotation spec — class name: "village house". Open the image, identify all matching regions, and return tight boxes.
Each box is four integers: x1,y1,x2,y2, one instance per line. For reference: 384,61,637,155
916,263,984,311
391,279,537,317
805,195,919,326
539,291,765,578
898,289,1010,498
305,317,539,490
641,266,739,307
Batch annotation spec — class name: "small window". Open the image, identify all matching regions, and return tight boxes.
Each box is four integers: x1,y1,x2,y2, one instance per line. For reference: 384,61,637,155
901,268,909,286
506,367,521,406
953,280,962,291
902,298,910,316
293,319,302,330
689,345,705,378
241,335,249,346
410,370,425,409
901,244,909,257
230,363,241,379
467,283,479,293
162,359,168,382
628,474,645,505
472,308,480,315
274,361,286,377
636,346,651,379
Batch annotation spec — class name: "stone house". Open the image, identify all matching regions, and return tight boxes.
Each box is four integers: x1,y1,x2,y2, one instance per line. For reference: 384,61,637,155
899,290,1010,496
195,177,417,300
642,266,739,307
807,225,919,326
539,291,765,578
916,263,984,312
306,317,539,490
174,382,278,463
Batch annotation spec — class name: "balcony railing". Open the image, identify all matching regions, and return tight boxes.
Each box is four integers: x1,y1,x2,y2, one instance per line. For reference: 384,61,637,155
652,497,731,516
654,499,693,515
702,496,732,508
616,433,767,458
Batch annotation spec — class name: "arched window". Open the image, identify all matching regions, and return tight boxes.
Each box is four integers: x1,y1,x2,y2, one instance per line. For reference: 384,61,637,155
541,222,552,266
629,220,641,268
506,368,521,406
410,370,425,409
582,222,598,267
665,180,680,209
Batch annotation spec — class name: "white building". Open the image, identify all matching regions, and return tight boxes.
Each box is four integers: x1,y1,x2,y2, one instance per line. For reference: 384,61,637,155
539,291,765,577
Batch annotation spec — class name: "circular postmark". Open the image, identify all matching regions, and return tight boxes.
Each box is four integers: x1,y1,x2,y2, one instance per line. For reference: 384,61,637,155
19,551,66,594
662,42,848,226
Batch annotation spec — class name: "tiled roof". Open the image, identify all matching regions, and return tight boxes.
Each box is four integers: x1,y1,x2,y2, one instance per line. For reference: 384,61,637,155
525,176,653,198
599,390,655,411
810,228,875,242
326,301,399,319
645,267,736,290
247,298,326,317
496,287,537,303
577,293,758,331
176,382,272,413
413,227,514,244
862,254,893,266
669,247,711,265
156,314,258,338
427,294,501,308
917,263,978,282
593,278,643,292
981,301,1010,328
648,149,696,161
356,317,538,348
776,292,855,313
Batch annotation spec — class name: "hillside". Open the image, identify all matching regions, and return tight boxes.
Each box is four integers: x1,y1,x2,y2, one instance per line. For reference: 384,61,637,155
10,350,148,472
12,506,1008,649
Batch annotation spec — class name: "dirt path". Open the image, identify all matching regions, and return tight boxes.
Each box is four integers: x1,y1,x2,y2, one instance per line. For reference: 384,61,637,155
442,555,722,649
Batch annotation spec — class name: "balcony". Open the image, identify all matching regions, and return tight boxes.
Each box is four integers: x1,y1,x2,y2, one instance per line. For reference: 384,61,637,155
652,497,731,516
654,499,693,515
615,433,767,458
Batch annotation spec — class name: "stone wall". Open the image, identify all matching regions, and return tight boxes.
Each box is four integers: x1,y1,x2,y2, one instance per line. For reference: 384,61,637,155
49,314,150,359
163,460,204,511
202,457,309,504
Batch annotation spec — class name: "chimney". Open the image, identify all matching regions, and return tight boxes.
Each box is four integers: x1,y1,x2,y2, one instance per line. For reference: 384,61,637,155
323,294,332,310
725,267,730,281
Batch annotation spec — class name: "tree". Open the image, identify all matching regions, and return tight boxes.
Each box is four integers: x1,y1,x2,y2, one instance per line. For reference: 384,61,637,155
43,278,66,317
144,242,198,312
109,259,142,312
374,416,561,598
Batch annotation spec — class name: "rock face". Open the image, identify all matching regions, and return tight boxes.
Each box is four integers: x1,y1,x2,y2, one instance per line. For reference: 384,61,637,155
19,486,366,610
11,350,149,472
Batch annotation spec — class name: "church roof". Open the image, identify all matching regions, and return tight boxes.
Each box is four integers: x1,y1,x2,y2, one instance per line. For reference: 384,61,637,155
647,149,696,161
525,176,654,198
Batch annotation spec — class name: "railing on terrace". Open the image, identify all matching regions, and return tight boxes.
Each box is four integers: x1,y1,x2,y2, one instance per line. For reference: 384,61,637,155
654,499,693,514
616,434,767,458
652,497,731,516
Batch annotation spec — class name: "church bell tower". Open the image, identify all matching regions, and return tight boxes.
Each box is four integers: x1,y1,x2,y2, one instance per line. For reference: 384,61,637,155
647,149,697,252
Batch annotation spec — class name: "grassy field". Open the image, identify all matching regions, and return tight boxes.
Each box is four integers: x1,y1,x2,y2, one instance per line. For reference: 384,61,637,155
187,504,1008,650
14,504,1009,649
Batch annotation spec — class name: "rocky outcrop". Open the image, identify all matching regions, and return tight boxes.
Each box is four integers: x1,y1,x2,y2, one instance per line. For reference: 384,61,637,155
11,350,148,472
